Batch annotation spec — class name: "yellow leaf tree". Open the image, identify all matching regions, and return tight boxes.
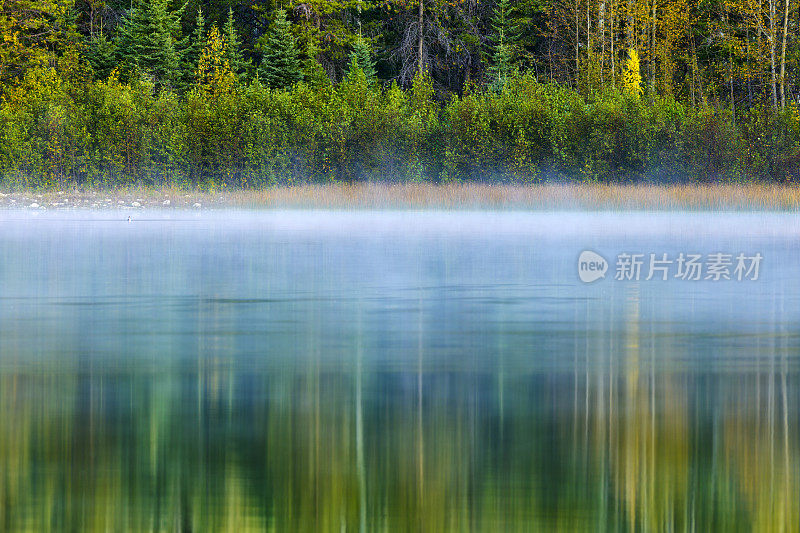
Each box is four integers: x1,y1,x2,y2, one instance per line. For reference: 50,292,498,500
195,26,236,96
623,48,643,97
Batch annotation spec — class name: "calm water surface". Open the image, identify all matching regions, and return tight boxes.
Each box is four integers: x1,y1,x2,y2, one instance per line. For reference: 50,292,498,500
0,210,798,531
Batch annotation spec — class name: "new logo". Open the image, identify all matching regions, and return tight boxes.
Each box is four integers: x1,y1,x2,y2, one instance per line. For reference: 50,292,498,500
578,250,608,283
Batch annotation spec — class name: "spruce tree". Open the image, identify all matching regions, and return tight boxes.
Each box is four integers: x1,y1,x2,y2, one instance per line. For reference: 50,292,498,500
347,36,376,82
180,8,206,89
487,0,520,91
87,33,117,80
116,0,184,90
222,7,250,82
257,8,302,90
302,38,330,88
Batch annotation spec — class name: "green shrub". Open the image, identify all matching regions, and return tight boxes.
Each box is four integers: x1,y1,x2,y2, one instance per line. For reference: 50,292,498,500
0,68,795,187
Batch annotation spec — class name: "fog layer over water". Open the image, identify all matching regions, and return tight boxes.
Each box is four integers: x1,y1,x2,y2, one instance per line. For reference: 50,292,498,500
0,210,798,531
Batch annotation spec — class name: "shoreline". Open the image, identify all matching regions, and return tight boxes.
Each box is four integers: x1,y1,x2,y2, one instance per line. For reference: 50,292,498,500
1,183,799,211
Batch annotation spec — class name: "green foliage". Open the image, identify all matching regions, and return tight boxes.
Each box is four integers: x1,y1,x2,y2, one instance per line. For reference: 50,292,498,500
302,38,332,89
222,7,250,82
86,33,117,81
0,0,69,87
2,65,800,187
115,0,184,91
284,0,380,71
83,73,158,183
257,9,302,90
0,67,89,186
487,0,521,91
4,0,800,188
179,8,206,91
347,37,376,82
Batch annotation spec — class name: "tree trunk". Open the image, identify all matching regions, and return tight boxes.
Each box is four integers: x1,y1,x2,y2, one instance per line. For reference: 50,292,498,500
610,0,615,79
780,0,789,108
650,0,656,91
730,49,735,121
418,0,424,74
747,26,753,106
690,35,699,107
769,0,778,108
599,0,606,83
627,0,634,49
576,0,580,85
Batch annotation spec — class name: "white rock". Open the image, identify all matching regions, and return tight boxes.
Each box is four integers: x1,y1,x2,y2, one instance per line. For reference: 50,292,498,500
29,202,39,208
132,201,141,207
162,199,171,206
193,202,202,208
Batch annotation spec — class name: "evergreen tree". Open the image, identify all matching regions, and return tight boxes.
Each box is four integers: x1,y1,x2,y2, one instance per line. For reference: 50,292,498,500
87,33,117,81
487,0,520,91
115,0,184,90
257,8,302,90
180,8,206,89
222,7,250,82
302,38,331,89
347,36,376,82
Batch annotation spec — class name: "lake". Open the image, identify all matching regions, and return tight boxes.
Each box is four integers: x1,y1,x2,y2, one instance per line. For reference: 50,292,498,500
0,210,797,531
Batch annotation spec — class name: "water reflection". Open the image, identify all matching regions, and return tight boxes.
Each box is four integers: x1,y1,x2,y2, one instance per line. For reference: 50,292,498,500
0,211,798,531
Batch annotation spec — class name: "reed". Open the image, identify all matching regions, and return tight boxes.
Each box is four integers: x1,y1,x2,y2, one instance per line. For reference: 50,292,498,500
1,183,798,210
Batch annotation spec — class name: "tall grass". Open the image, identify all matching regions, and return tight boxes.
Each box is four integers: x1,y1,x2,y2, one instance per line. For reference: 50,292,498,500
2,183,797,210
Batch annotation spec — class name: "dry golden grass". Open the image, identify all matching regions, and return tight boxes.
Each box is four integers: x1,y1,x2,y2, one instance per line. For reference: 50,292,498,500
203,183,800,210
1,182,799,210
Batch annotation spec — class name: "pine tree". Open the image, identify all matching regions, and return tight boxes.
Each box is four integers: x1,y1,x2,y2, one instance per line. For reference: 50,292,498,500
487,0,520,91
257,8,302,90
115,0,184,90
347,36,376,82
87,33,117,80
222,7,251,82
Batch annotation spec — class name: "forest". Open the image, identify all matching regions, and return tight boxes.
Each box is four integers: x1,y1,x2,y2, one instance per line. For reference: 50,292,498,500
1,0,799,186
